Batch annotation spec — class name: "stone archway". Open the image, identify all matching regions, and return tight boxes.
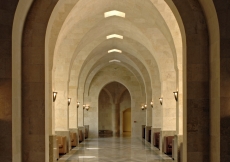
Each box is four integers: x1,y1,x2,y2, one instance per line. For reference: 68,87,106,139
11,1,221,162
98,82,131,137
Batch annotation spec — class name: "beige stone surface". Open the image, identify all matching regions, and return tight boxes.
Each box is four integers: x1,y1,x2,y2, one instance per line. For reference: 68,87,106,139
10,0,223,162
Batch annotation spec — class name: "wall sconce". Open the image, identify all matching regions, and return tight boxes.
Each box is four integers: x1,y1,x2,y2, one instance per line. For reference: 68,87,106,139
159,98,163,105
141,104,147,110
53,92,57,102
85,105,90,111
77,102,80,108
68,98,71,106
150,101,153,108
141,106,145,110
83,105,90,111
173,91,178,101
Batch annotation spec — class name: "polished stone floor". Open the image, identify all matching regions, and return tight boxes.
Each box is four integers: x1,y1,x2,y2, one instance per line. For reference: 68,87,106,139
58,137,173,162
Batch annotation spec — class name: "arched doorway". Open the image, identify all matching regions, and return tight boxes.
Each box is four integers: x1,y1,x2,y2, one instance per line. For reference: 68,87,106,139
123,108,131,137
98,82,132,137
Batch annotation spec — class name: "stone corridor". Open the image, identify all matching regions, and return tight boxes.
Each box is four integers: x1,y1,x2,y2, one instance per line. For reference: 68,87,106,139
58,137,173,162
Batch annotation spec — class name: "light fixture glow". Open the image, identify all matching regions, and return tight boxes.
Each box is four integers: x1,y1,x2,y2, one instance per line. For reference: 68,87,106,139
106,34,123,39
150,101,153,108
68,98,71,106
141,104,147,110
109,59,121,63
85,105,90,111
53,92,57,102
79,156,96,159
86,148,100,150
77,102,80,108
108,49,122,53
159,98,163,105
104,10,125,18
141,106,145,110
173,91,178,101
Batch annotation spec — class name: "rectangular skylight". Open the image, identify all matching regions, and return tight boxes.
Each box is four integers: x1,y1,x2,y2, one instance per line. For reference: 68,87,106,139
107,34,123,39
104,10,125,18
108,49,122,53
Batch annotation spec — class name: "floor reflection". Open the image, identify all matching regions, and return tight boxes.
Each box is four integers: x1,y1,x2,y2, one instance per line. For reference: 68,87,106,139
58,136,173,162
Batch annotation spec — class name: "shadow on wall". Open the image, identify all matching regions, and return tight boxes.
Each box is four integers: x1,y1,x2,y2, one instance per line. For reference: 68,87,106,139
221,116,230,161
0,120,12,161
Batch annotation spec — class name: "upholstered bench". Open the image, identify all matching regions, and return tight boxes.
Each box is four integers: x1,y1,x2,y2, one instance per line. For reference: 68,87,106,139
163,136,174,154
57,136,67,154
85,128,88,139
99,130,113,137
56,139,59,160
143,127,145,139
79,130,83,142
148,129,151,142
70,132,77,147
153,132,160,148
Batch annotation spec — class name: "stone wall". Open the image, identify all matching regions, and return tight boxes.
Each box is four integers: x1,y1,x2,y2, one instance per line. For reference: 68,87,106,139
0,0,18,161
99,89,112,130
213,0,230,161
22,0,58,161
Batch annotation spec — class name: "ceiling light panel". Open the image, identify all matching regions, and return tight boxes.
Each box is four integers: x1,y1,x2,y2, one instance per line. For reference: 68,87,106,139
109,59,121,63
108,49,122,53
104,10,125,18
106,34,123,39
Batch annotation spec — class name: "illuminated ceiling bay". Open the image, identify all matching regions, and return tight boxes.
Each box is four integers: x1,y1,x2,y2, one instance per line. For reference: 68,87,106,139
47,0,183,137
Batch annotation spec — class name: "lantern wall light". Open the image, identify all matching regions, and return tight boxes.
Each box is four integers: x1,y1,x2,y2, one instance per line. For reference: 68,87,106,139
68,98,71,106
159,98,163,105
173,91,178,101
150,101,153,108
83,105,90,111
53,92,57,102
141,105,145,110
85,105,90,111
77,102,80,108
141,104,147,110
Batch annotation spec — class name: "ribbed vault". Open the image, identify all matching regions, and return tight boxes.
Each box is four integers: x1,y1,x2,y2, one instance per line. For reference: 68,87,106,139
46,0,183,138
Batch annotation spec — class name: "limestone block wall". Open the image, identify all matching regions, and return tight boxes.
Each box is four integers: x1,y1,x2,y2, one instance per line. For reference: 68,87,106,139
161,80,177,131
99,90,112,130
22,0,58,162
0,0,18,161
10,0,224,162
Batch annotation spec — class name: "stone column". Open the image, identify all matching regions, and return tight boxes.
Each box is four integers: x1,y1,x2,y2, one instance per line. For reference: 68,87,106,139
115,103,120,135
176,69,183,135
55,90,69,130
160,79,176,152
68,88,78,129
112,103,116,135
161,80,176,131
111,103,120,136
146,104,152,126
